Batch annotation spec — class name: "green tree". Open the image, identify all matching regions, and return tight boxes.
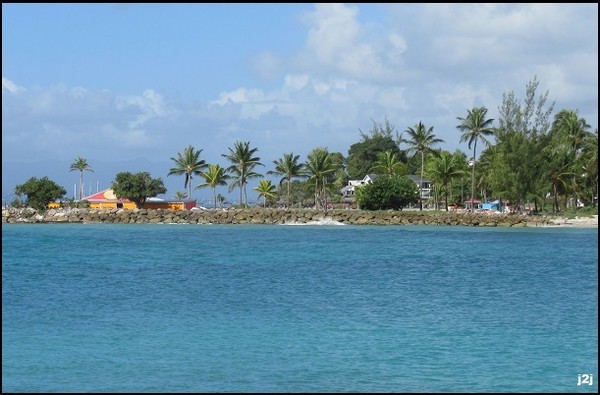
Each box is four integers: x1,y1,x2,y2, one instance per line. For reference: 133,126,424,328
346,118,404,179
542,145,574,213
196,164,231,209
355,175,418,211
111,171,167,209
401,121,444,210
493,76,555,211
254,179,277,207
581,129,598,206
173,191,187,201
305,147,338,211
551,109,592,207
426,151,465,211
69,156,94,200
216,193,226,208
456,107,495,209
15,176,67,211
451,150,470,204
222,141,264,207
168,145,207,200
370,151,407,176
268,153,306,207
497,75,555,138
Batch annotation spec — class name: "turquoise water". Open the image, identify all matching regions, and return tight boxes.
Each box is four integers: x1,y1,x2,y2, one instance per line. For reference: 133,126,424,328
2,223,598,392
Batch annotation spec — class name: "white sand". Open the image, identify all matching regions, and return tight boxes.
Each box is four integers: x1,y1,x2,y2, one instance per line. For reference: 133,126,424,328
548,215,598,227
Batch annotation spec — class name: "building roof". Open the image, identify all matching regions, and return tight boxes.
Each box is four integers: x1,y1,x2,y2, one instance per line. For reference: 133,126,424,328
407,174,431,183
84,189,130,203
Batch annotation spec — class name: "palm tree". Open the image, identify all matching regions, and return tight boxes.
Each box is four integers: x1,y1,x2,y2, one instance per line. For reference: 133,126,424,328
456,107,495,210
196,164,231,209
544,146,574,213
369,151,406,176
254,179,277,207
267,153,306,207
222,141,263,207
304,147,338,211
582,129,598,206
401,121,444,210
168,145,207,200
426,151,465,211
69,156,94,200
551,109,592,207
216,193,226,209
173,191,187,201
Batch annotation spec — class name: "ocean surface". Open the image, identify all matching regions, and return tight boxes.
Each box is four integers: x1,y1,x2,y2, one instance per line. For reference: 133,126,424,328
2,222,598,393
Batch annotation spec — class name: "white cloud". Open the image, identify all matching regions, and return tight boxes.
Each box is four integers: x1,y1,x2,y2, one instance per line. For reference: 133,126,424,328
2,77,25,93
299,3,406,82
211,87,266,105
283,74,310,92
116,89,170,128
250,51,283,80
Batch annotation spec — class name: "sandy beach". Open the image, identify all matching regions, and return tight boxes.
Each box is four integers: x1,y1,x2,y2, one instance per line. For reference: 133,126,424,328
548,215,598,227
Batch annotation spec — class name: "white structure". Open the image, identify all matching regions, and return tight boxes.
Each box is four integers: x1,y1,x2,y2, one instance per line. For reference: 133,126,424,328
340,173,433,205
340,174,379,203
407,174,432,201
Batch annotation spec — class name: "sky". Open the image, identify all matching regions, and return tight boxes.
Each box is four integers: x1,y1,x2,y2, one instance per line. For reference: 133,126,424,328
2,3,598,204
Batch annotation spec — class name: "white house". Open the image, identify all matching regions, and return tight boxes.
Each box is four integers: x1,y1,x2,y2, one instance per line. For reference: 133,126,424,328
341,174,433,206
340,174,379,203
407,174,432,202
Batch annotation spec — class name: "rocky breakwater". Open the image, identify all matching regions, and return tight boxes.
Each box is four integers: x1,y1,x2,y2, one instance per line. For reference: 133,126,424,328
3,207,554,227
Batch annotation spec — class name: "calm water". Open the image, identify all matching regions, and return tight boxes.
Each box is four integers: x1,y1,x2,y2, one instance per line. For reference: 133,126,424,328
2,222,598,393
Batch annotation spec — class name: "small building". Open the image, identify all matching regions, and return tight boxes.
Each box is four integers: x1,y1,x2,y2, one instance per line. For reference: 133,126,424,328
407,175,432,201
340,174,379,203
84,189,195,210
463,198,482,210
482,199,501,212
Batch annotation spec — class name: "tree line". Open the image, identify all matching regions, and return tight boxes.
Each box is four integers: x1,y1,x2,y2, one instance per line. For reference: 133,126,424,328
13,76,598,213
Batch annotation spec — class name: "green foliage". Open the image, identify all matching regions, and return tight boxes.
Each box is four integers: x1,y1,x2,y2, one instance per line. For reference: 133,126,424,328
370,151,407,176
69,156,94,200
196,164,231,209
268,152,306,207
346,118,404,179
61,198,91,208
456,107,495,206
401,121,444,209
426,150,465,210
11,198,25,208
111,172,167,209
168,145,207,200
254,179,277,207
222,141,263,206
14,176,67,211
305,147,339,210
356,175,418,211
558,206,598,218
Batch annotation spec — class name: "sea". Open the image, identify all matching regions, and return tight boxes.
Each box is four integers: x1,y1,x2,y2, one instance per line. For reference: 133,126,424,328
2,222,598,393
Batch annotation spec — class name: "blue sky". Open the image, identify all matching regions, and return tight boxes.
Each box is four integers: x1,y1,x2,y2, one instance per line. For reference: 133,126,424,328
2,3,598,203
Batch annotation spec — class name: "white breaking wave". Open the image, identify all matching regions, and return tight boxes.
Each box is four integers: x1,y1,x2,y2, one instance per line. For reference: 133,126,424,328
281,217,346,226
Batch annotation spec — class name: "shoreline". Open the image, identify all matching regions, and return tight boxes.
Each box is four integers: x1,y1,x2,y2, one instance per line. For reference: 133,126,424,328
2,207,597,227
545,214,598,228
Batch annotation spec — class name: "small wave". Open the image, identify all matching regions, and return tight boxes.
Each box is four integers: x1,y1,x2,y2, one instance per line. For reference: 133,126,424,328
281,217,346,226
